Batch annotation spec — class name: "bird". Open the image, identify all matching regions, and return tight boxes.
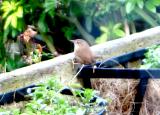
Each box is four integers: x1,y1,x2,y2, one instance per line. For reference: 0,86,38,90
69,39,96,84
70,39,95,65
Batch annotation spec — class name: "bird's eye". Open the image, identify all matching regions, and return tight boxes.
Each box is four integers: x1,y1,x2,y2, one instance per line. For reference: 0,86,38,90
76,41,80,44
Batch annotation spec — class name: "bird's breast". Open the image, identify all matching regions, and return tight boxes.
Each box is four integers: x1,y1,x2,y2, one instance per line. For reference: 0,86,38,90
75,49,94,64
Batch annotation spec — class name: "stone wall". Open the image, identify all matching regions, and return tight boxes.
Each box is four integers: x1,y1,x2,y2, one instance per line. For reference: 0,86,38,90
1,26,160,93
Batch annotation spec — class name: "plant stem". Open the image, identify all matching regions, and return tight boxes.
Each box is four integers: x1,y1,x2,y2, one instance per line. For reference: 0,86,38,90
41,34,56,54
134,8,158,27
120,7,130,36
124,19,130,36
130,21,136,34
72,17,95,45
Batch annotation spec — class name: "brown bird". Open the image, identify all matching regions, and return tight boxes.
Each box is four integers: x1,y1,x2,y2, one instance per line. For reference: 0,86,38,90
69,39,96,83
71,39,95,65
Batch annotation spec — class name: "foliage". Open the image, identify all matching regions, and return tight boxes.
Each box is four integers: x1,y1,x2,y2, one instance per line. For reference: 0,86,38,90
0,108,20,115
140,45,160,69
23,78,80,115
124,0,160,26
62,26,75,40
1,0,160,42
1,0,160,72
95,0,160,42
0,77,108,114
0,40,28,72
3,54,27,72
0,0,58,39
96,23,125,44
1,0,24,39
38,0,57,33
74,88,95,104
125,0,160,13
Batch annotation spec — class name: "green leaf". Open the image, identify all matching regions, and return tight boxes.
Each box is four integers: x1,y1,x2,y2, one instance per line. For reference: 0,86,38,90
11,14,17,28
113,23,125,37
151,0,160,6
44,0,57,12
12,109,20,115
113,23,121,30
44,0,56,17
38,14,48,33
1,1,12,18
145,1,156,13
1,1,11,11
137,0,144,9
96,26,109,44
11,29,17,38
100,26,108,33
96,33,108,44
15,1,21,7
62,26,75,40
16,6,23,17
3,28,10,41
2,10,10,19
126,1,136,13
4,15,12,29
114,29,125,37
17,19,25,32
10,1,16,10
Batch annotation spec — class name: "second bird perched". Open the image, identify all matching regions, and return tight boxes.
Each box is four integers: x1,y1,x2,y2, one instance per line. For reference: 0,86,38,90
71,39,95,65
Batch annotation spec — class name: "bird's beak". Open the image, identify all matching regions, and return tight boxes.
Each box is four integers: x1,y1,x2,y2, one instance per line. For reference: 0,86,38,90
70,40,75,43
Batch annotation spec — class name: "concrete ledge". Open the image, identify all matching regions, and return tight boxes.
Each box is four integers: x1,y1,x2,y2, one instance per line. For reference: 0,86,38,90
1,26,160,93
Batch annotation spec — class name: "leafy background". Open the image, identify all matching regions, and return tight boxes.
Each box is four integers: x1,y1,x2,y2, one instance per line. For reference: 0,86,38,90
0,0,160,72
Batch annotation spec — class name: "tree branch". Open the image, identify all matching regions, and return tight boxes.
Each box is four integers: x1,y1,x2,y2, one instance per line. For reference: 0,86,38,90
56,14,95,45
134,8,158,27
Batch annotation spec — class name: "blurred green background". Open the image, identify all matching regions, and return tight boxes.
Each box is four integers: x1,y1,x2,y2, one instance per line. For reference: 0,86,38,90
0,0,160,72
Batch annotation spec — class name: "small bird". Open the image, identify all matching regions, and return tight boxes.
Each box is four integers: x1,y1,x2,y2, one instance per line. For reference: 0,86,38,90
71,39,95,65
69,39,96,84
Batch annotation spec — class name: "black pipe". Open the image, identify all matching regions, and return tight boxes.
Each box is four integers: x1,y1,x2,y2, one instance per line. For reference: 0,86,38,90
77,48,160,115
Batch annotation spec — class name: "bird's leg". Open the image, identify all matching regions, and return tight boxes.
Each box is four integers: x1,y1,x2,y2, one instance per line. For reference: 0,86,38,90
72,58,75,69
71,58,80,70
72,56,84,69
